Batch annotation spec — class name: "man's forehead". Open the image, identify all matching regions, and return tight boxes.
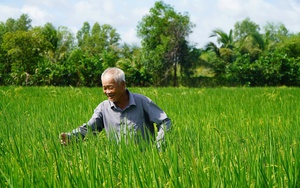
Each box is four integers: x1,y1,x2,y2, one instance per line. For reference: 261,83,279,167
102,83,115,86
102,77,117,85
102,74,115,81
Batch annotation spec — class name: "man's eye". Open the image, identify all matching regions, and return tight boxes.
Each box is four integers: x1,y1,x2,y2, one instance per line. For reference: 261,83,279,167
104,86,114,90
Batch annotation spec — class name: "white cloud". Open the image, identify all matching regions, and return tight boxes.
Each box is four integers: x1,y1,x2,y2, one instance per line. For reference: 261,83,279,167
27,0,69,7
0,0,300,48
217,0,242,14
121,27,140,45
0,5,21,21
21,5,53,27
71,0,120,27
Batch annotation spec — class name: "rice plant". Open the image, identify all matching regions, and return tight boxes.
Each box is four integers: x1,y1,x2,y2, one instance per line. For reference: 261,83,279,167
0,86,299,187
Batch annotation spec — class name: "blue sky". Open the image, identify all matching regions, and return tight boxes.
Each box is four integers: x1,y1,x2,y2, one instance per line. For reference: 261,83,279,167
0,0,299,48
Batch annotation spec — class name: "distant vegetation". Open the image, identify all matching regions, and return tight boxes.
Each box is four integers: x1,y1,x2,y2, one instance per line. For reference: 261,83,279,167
0,1,299,87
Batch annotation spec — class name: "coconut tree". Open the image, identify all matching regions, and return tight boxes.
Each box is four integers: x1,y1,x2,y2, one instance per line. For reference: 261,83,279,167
209,28,234,49
204,28,235,76
205,29,235,61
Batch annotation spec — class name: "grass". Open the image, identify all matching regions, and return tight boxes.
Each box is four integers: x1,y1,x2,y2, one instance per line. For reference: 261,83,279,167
0,86,299,187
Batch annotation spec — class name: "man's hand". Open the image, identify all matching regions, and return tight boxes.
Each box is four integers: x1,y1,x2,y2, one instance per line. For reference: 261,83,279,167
60,133,69,145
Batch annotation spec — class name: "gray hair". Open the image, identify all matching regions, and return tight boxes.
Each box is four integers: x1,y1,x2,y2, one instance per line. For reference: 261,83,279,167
101,67,126,84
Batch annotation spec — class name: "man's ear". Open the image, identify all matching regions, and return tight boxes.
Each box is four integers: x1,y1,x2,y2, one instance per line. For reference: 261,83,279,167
121,80,126,88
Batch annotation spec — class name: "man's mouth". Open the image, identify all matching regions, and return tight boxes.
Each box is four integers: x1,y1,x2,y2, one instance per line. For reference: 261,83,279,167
107,95,114,99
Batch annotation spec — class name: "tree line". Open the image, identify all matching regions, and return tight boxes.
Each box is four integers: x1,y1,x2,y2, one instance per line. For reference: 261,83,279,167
0,1,299,87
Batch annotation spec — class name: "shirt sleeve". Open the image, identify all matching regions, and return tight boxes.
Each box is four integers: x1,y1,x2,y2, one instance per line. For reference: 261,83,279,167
68,103,104,139
145,100,171,129
142,98,172,144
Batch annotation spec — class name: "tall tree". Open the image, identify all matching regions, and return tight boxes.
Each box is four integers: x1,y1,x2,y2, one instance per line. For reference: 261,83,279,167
0,22,7,84
0,14,32,84
4,18,15,32
137,1,194,86
234,18,263,62
56,26,75,60
234,17,260,41
1,29,51,85
117,44,152,86
41,24,75,63
205,29,235,57
209,28,234,49
76,22,121,68
15,14,32,31
76,22,91,50
263,22,289,51
3,14,32,32
41,23,58,51
205,29,235,75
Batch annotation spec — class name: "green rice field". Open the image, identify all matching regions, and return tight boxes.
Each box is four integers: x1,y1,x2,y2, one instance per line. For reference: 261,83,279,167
1,86,299,187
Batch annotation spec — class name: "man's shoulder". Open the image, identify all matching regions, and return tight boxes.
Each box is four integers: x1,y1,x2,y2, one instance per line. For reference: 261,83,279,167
131,92,151,103
98,98,109,104
96,99,111,108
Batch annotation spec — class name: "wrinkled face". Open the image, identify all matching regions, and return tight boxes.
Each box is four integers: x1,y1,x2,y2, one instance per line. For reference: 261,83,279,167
102,74,125,102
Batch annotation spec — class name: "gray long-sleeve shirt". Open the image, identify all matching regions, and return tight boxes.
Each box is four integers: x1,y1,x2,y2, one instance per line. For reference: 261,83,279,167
69,90,171,144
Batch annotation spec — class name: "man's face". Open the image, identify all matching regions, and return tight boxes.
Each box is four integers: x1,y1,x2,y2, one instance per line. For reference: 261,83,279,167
102,74,125,102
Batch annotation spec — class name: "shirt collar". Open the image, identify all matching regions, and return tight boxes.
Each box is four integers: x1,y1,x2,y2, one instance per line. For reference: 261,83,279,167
109,89,136,110
127,90,136,107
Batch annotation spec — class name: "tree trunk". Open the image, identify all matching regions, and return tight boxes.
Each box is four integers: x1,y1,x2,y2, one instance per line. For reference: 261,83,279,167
173,62,177,87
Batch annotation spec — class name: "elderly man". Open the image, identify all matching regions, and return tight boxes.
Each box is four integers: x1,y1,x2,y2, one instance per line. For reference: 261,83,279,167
60,67,171,148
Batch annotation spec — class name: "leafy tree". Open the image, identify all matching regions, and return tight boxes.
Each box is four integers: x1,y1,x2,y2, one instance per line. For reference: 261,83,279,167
204,19,300,87
55,26,75,62
263,22,289,45
0,14,33,84
209,29,234,49
243,22,289,53
95,24,121,68
234,18,264,62
1,29,51,85
117,43,152,86
234,17,260,41
76,22,121,68
2,14,32,32
28,25,76,86
33,25,75,85
275,34,300,86
179,46,202,86
228,50,300,86
204,29,235,77
0,22,8,84
279,35,300,58
137,1,194,86
4,18,16,32
14,14,32,31
41,23,59,52
77,22,91,51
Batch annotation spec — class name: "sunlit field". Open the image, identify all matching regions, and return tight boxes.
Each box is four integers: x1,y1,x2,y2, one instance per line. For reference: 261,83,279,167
1,86,299,187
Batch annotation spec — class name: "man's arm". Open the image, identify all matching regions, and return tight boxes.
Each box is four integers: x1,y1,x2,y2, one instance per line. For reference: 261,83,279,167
156,118,171,149
143,98,172,149
60,105,104,145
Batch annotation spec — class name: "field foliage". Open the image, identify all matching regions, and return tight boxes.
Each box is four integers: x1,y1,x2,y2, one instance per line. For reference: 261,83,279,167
1,86,299,187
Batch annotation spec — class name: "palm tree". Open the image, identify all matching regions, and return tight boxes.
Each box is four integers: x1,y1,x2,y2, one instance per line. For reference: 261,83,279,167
205,41,220,57
209,29,234,49
205,29,235,63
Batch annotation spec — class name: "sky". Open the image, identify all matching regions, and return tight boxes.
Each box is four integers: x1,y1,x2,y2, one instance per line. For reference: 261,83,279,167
0,0,300,48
